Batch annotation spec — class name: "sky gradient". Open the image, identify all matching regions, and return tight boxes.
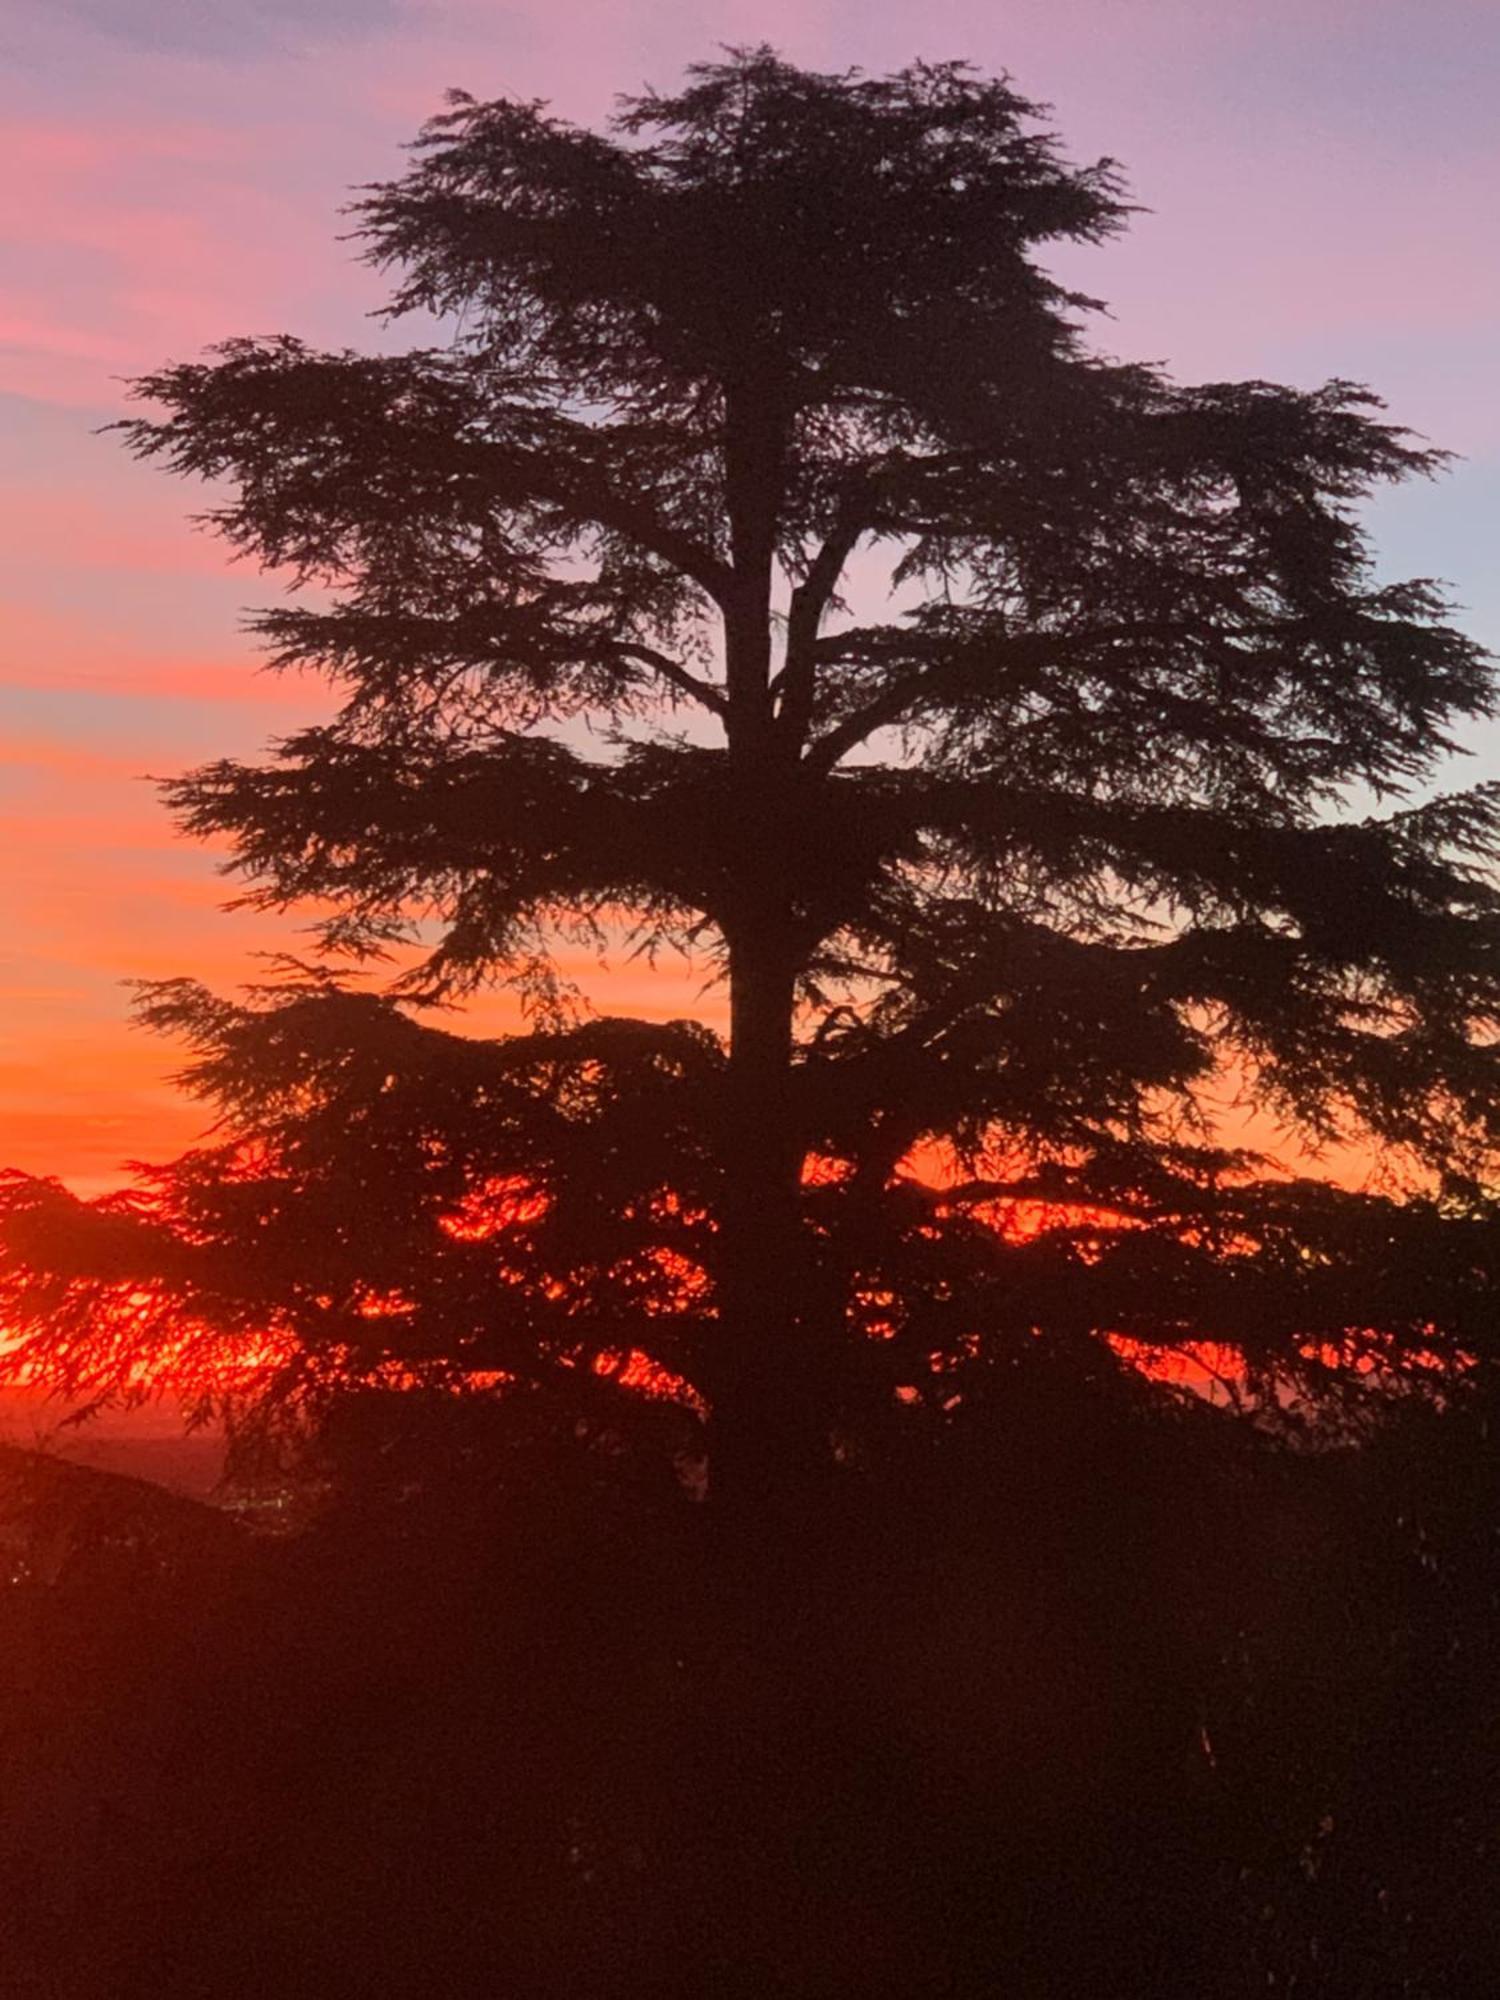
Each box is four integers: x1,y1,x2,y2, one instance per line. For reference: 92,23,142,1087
3,0,1497,1192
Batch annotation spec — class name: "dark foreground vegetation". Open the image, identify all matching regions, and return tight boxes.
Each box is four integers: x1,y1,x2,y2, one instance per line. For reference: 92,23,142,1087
1,1378,1498,1999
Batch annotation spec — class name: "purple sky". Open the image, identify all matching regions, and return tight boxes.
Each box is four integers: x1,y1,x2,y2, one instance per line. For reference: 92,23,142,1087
2,0,1497,1189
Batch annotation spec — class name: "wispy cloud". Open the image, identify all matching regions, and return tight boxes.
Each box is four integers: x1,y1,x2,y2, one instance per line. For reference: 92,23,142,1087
38,0,406,61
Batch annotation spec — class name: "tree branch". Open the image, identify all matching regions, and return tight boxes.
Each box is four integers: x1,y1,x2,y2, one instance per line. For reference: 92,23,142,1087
775,507,869,751
801,621,1196,774
609,642,727,717
489,440,736,610
801,638,1027,775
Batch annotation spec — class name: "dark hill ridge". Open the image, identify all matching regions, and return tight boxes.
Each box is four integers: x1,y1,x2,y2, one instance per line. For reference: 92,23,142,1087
0,1385,224,1495
0,1442,240,1588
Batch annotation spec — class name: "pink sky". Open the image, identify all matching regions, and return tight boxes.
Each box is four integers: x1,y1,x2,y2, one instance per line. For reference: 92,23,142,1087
2,0,1497,1191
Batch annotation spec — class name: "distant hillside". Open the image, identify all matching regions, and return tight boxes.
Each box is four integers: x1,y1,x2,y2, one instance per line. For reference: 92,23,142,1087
0,1385,224,1496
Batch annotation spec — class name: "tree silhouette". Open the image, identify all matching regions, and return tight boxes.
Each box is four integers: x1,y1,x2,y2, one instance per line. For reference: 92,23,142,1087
4,48,1500,1504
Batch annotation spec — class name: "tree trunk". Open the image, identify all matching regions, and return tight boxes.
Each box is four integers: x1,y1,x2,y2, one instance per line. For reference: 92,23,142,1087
710,370,825,1518
715,915,821,1517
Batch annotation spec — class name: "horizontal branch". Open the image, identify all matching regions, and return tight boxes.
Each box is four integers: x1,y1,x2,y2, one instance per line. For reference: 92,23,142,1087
610,642,727,717
801,620,1202,773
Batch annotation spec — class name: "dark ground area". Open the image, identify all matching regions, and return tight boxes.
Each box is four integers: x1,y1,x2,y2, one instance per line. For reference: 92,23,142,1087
1,1382,1497,1998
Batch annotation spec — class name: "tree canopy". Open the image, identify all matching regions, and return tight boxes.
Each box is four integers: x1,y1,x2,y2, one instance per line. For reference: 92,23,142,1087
3,48,1499,1492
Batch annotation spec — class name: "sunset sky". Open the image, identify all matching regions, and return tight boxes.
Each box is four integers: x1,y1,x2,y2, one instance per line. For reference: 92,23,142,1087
3,0,1497,1195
